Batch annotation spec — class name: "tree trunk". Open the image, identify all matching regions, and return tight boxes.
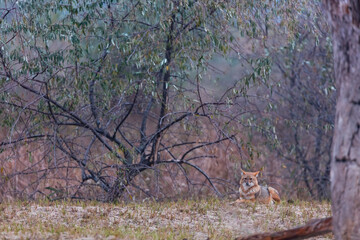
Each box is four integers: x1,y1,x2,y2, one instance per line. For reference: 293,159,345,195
324,0,360,239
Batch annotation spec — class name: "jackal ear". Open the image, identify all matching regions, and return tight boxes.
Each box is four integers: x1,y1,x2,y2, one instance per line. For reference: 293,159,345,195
240,169,246,176
254,171,260,177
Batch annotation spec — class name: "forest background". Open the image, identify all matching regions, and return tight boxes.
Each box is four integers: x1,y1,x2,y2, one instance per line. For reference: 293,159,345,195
0,0,335,203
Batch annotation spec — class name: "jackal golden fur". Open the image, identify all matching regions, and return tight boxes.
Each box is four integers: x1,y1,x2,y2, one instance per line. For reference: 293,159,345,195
235,170,280,204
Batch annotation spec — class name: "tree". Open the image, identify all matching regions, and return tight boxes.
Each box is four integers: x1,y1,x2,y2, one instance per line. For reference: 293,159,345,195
324,0,360,238
0,0,241,201
268,9,335,200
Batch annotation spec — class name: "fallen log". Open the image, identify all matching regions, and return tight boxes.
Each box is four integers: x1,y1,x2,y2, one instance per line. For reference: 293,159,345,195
235,217,332,240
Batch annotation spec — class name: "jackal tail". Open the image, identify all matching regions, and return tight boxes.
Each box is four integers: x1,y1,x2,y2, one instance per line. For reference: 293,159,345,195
268,187,280,203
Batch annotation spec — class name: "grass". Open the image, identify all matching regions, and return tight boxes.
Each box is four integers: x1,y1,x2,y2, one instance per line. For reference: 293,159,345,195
0,198,332,239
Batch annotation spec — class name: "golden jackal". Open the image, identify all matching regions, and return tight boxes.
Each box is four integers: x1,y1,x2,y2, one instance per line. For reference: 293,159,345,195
235,170,280,204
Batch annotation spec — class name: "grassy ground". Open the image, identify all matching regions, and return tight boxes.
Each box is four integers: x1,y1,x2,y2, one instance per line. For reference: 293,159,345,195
0,198,332,240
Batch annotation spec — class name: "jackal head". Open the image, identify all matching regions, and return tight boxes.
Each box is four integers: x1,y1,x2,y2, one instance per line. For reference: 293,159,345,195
240,170,260,191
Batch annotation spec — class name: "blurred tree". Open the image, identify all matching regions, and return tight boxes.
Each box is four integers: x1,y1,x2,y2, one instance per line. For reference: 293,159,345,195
268,4,335,200
324,0,360,238
227,0,335,200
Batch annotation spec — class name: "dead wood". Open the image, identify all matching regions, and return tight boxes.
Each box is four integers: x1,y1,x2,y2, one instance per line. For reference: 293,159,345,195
235,216,332,240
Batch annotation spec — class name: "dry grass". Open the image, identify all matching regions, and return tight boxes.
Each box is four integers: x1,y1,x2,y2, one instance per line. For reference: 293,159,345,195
0,199,332,239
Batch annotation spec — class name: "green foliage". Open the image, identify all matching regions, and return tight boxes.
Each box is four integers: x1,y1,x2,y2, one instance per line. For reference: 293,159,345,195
2,0,235,106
